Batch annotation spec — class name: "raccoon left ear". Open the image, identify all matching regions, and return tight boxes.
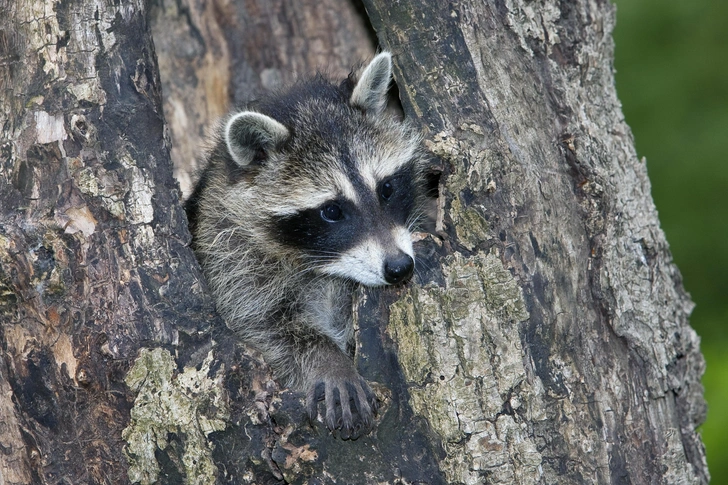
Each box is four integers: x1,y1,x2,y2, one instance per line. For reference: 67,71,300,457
225,111,290,166
350,52,392,115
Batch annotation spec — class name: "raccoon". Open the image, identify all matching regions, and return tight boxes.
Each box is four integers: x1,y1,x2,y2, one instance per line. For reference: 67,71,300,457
185,53,428,439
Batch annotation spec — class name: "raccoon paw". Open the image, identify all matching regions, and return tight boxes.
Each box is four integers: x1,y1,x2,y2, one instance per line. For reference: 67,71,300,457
306,375,378,440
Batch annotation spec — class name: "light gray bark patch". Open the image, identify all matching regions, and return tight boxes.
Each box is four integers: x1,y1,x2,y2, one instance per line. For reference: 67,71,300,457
389,251,535,484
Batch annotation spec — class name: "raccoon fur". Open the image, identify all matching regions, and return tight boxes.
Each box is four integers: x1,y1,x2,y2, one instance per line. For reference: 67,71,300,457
185,53,428,439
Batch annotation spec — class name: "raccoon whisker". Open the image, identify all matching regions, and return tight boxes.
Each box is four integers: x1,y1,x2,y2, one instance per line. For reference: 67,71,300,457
299,264,336,273
299,258,340,268
291,261,348,281
291,267,326,279
306,250,344,258
406,207,428,232
302,254,342,261
413,260,434,283
414,257,434,274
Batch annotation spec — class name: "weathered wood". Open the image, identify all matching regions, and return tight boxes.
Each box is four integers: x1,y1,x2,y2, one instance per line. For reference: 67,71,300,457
1,1,444,483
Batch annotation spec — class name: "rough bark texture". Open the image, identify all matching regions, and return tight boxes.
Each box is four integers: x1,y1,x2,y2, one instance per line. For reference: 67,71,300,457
0,0,708,484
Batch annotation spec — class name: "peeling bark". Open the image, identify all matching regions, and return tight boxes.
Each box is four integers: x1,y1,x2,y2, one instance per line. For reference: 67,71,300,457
0,0,708,484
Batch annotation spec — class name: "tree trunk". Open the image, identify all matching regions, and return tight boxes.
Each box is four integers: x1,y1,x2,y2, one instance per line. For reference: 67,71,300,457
0,1,708,485
0,0,226,482
360,1,709,483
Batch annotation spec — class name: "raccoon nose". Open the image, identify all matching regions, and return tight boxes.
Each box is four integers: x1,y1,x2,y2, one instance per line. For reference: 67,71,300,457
384,254,414,285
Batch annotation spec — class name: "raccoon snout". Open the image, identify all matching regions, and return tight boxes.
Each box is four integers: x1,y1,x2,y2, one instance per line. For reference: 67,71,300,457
383,253,414,284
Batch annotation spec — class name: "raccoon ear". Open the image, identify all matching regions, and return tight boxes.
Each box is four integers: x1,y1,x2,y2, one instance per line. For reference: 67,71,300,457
350,52,392,115
225,111,290,166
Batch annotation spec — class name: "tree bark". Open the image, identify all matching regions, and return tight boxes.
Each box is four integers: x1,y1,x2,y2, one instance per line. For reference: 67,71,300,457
0,0,225,482
0,0,708,484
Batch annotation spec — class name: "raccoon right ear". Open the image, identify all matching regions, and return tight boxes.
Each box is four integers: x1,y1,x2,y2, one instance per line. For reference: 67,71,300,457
225,111,290,166
350,52,392,115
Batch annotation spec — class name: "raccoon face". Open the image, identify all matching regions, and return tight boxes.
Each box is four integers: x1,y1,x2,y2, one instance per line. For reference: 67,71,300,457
223,53,423,286
271,161,419,286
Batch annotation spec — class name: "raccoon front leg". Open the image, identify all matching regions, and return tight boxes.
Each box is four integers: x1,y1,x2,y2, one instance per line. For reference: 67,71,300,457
300,340,378,440
276,280,377,439
262,321,377,440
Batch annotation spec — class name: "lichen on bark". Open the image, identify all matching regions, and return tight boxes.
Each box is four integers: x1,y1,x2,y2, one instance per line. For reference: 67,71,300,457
123,348,229,485
361,0,708,481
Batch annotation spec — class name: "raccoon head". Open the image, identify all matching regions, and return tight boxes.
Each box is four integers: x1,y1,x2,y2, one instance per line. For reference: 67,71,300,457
222,52,425,286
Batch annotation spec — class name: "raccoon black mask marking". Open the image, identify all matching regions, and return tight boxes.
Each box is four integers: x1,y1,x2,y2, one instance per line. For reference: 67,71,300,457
185,53,428,439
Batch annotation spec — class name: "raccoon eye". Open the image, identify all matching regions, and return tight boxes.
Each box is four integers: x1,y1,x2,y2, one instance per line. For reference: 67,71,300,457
380,180,394,200
320,203,343,222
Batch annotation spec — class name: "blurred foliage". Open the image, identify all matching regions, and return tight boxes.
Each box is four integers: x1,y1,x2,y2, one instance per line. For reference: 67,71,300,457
612,0,728,480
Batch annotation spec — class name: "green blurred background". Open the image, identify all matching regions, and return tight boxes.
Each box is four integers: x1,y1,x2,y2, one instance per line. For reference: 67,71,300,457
612,0,727,481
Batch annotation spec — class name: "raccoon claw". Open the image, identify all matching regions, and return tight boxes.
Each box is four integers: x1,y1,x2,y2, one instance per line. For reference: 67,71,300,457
358,381,379,418
306,382,325,424
306,377,377,440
